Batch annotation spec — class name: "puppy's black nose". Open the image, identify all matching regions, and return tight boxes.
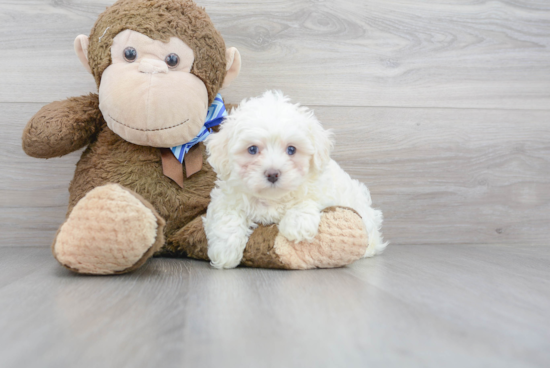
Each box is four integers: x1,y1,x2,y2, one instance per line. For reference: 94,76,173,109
265,170,280,184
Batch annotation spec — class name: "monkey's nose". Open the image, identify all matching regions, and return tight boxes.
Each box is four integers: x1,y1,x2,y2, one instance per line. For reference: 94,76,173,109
265,170,281,184
138,58,169,74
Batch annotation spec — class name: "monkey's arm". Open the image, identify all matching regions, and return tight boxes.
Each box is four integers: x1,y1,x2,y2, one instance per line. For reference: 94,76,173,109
22,94,103,158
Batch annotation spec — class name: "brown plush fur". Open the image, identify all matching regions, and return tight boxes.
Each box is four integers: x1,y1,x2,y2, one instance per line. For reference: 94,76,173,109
88,0,226,105
22,94,103,159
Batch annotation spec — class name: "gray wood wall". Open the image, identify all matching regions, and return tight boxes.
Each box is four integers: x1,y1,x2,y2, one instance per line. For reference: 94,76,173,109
1,0,549,247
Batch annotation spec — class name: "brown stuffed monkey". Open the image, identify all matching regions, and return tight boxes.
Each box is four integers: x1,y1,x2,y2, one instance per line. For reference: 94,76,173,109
21,0,370,275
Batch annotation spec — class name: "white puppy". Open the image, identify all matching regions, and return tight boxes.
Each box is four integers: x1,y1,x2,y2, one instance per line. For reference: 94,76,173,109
204,91,387,269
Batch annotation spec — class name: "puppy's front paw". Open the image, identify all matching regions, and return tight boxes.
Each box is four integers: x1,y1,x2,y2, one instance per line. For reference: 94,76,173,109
279,210,321,243
207,237,248,269
209,255,242,269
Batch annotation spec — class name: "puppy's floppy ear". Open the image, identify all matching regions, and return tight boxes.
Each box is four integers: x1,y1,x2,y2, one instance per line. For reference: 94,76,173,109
311,121,334,172
205,126,233,180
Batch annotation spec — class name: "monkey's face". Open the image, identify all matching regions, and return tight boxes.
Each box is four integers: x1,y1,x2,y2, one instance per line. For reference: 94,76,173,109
98,30,209,147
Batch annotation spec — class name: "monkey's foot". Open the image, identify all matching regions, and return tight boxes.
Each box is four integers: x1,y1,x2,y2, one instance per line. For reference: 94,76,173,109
53,184,165,275
273,207,368,269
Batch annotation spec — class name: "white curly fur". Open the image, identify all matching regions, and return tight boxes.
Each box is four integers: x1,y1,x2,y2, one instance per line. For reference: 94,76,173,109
204,90,387,269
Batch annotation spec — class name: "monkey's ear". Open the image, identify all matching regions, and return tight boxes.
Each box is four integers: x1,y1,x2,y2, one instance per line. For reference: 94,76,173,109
74,35,92,74
222,47,241,88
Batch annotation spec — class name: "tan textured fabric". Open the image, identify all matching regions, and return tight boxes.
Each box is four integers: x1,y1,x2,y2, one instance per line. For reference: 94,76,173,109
53,184,165,274
274,207,368,269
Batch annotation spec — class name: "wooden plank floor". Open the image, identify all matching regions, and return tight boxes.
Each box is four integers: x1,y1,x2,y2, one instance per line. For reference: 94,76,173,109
0,245,549,368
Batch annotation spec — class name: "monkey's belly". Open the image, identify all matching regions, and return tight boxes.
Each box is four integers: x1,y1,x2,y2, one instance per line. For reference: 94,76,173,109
67,125,216,238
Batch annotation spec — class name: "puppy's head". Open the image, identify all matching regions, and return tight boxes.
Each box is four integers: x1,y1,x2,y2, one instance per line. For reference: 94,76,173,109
206,90,333,199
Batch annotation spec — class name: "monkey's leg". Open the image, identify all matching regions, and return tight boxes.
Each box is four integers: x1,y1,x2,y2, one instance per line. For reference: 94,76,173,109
52,184,165,275
166,207,368,269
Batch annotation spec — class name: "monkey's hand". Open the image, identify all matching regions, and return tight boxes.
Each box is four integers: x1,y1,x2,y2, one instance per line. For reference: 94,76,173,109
22,93,104,158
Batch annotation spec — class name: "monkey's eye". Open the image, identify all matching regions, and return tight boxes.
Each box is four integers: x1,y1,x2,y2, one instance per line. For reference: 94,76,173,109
248,146,259,155
287,146,296,155
165,53,180,68
123,47,137,62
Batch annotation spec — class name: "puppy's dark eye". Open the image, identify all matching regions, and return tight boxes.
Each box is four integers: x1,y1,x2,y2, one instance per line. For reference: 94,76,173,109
248,146,258,155
165,53,180,68
287,146,296,155
123,47,137,62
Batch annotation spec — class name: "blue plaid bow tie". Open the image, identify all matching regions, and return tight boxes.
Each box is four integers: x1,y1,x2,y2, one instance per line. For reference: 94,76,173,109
170,93,227,163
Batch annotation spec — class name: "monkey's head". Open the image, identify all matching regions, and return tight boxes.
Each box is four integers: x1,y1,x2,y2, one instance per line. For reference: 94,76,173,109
74,0,241,147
